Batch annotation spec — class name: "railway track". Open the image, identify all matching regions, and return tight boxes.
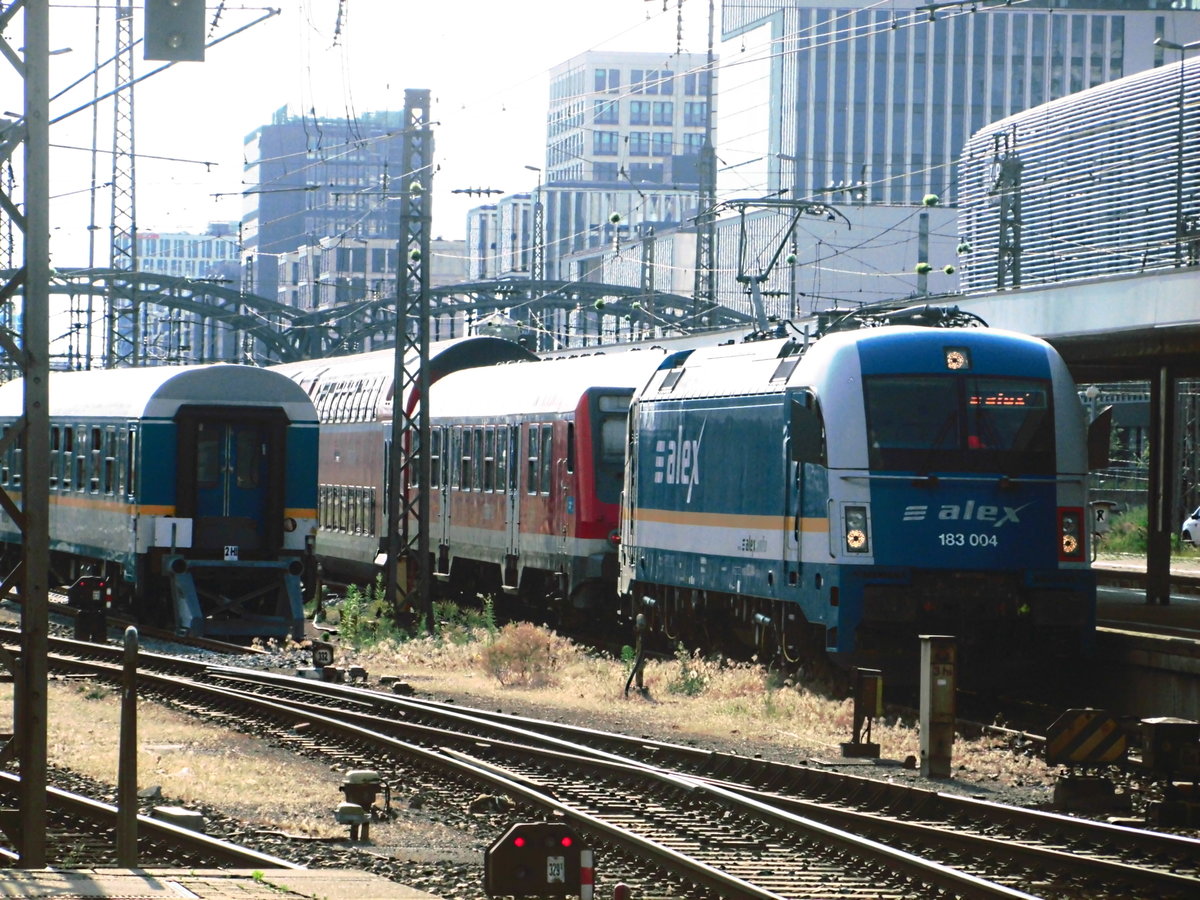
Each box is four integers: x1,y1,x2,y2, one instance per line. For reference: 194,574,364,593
0,769,299,870
5,629,1197,899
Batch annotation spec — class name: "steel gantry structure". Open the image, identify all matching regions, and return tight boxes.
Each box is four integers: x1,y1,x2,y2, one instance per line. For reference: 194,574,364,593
1,268,751,367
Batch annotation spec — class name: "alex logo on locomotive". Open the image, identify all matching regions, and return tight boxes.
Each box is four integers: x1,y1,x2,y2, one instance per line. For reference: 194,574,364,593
652,421,705,498
902,500,1033,527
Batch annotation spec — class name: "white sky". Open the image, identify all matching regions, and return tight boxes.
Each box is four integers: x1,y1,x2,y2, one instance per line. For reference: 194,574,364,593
17,0,771,267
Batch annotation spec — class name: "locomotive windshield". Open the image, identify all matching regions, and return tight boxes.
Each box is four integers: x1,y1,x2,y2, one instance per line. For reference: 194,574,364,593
864,375,1054,474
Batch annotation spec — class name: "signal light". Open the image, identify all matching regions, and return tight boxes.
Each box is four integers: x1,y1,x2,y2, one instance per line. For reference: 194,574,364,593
145,0,206,62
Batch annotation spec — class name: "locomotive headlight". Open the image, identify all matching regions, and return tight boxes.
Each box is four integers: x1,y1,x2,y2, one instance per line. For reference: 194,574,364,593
944,346,971,371
1058,507,1084,560
283,517,298,533
844,505,870,553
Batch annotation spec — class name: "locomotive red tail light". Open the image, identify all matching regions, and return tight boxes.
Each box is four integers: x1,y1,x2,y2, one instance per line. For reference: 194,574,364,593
608,529,621,546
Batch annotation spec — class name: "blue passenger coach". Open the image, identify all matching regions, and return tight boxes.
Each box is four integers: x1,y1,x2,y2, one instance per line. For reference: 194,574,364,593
619,324,1095,681
0,365,319,641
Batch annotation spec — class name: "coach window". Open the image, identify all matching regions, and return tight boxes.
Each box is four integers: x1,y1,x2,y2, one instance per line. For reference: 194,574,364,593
64,428,74,490
460,426,472,491
526,425,540,494
472,427,484,491
234,434,262,489
48,426,60,489
125,426,137,499
566,423,576,474
74,426,87,492
483,427,496,492
539,425,553,495
103,426,117,494
447,428,459,489
495,426,508,492
196,423,220,488
90,426,102,492
430,428,442,488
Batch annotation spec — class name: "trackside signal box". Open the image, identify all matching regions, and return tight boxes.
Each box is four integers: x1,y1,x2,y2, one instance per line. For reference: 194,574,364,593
485,821,586,898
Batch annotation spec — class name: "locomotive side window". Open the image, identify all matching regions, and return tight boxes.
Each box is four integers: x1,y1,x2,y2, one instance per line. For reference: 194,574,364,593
789,390,826,465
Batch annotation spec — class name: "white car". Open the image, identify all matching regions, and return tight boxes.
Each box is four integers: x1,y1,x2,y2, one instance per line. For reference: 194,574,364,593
1183,507,1200,546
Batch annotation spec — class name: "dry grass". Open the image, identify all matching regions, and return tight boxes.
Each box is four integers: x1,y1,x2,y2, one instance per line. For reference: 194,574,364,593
0,678,345,838
344,627,1057,791
0,620,1057,842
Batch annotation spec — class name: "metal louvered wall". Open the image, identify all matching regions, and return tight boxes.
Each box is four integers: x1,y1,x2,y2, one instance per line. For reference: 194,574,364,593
958,56,1199,291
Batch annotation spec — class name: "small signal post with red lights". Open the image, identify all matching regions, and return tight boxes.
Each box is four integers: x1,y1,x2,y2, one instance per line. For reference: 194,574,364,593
485,821,592,898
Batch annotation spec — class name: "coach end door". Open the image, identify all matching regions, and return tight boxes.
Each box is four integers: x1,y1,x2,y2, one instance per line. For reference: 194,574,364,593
177,407,286,555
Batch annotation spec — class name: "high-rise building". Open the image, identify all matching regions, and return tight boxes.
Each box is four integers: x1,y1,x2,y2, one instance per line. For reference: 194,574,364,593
133,221,239,280
471,50,715,282
546,50,714,280
241,106,409,304
112,222,241,363
599,1,1200,323
724,1,1200,207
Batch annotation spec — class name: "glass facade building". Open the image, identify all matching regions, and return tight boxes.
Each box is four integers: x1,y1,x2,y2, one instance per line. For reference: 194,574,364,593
722,1,1200,207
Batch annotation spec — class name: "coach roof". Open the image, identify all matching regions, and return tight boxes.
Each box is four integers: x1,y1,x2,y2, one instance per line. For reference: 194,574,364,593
0,364,319,422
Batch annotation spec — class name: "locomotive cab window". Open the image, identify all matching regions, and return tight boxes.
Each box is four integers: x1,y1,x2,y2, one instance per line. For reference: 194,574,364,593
864,375,1053,474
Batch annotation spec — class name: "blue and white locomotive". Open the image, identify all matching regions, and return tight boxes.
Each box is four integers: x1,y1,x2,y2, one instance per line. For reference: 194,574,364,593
0,364,319,641
619,316,1096,681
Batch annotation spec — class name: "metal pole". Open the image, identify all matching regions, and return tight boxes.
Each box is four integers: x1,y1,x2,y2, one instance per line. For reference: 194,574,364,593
1176,52,1185,268
117,627,139,866
18,0,52,867
387,89,433,632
